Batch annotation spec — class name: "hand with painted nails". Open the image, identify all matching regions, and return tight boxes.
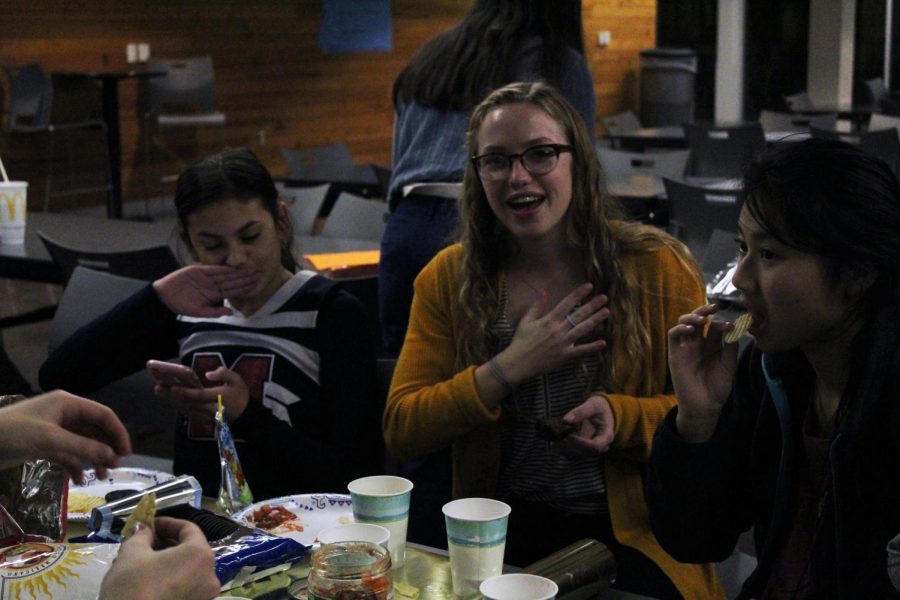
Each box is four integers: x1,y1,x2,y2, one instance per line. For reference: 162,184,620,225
152,265,260,318
495,283,609,385
667,304,740,442
0,390,131,484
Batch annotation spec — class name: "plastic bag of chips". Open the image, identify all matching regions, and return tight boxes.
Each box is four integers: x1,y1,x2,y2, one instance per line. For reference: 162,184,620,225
215,395,253,515
0,395,67,545
157,504,308,587
0,541,118,599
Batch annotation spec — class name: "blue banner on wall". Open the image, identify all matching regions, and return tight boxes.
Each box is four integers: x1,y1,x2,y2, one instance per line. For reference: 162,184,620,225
318,0,392,53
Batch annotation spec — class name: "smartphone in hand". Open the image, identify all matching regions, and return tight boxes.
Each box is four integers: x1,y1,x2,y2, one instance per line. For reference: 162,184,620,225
146,360,203,389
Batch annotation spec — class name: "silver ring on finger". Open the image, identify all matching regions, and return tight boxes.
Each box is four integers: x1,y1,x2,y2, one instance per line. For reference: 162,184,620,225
565,313,577,328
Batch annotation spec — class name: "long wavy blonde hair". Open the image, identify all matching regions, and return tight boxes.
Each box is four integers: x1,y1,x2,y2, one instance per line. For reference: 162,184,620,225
456,81,694,385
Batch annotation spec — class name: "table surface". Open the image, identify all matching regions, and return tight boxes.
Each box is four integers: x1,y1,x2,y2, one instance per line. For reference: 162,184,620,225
608,175,741,200
54,69,167,80
64,495,652,600
218,542,653,600
606,125,810,142
0,212,379,283
276,164,379,188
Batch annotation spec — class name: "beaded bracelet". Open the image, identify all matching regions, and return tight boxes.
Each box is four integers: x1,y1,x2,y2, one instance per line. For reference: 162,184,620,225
486,358,515,395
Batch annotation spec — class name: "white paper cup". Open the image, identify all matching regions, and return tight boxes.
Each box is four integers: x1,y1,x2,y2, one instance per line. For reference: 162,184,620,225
442,497,511,597
317,523,390,551
0,181,27,245
348,475,413,568
480,573,559,600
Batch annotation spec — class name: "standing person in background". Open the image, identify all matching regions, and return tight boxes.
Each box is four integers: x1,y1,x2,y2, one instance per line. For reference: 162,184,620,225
384,82,724,599
647,139,900,598
40,148,381,500
380,0,596,356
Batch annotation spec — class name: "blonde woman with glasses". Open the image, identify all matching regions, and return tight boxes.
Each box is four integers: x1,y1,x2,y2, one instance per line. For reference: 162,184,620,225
383,81,724,600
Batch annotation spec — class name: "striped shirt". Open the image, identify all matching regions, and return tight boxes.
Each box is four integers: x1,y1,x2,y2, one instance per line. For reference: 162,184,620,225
495,285,608,516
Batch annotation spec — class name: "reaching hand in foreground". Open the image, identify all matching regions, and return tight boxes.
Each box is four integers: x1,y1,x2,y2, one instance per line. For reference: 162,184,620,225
99,517,220,600
0,390,131,484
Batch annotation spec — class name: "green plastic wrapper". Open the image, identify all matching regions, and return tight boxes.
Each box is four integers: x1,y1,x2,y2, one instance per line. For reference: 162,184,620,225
215,395,253,514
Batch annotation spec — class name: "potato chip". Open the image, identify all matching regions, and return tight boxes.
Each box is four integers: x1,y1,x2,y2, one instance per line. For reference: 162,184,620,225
723,313,752,344
121,492,156,539
702,317,713,339
67,492,104,515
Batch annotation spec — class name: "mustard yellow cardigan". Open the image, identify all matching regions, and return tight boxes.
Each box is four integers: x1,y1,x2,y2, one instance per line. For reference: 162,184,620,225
383,242,725,600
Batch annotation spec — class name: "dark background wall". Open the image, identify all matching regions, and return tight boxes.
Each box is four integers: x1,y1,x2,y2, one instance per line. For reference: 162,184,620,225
0,0,657,211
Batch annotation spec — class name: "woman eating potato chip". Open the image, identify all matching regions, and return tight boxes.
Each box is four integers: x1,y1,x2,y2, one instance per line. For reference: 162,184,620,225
648,138,900,598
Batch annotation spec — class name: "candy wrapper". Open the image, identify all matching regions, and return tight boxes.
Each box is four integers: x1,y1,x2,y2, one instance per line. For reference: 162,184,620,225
215,395,253,515
0,395,67,545
0,541,119,599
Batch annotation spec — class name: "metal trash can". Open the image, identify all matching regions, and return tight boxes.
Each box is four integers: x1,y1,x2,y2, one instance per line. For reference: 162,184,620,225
639,47,697,127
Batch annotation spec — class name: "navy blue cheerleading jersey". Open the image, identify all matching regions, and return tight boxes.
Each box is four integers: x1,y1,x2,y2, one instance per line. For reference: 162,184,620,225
172,270,339,496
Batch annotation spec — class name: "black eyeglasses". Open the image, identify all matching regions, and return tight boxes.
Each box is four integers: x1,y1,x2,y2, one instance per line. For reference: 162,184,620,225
471,144,573,182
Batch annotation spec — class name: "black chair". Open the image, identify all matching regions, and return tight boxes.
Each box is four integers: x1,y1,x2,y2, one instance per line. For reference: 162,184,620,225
48,266,176,457
861,128,900,177
376,357,399,474
145,56,226,186
37,230,180,283
864,77,889,108
683,122,766,177
663,178,743,262
335,273,382,353
701,228,739,284
370,163,392,199
880,97,900,117
810,125,900,176
2,63,112,210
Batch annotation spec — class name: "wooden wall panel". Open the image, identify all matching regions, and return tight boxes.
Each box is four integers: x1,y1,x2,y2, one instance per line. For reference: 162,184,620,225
0,0,654,211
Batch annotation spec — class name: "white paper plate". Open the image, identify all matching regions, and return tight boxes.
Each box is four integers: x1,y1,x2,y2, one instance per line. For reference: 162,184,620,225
67,467,175,521
232,493,353,546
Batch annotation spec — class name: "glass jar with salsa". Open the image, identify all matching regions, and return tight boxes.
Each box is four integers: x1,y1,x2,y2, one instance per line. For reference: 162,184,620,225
307,541,393,600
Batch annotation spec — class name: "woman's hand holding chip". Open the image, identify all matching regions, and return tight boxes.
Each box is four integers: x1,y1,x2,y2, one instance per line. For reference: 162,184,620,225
667,304,739,443
563,394,616,454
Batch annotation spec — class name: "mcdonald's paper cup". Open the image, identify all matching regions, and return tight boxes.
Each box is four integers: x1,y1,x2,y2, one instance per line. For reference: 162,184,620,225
0,181,27,245
442,497,511,597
